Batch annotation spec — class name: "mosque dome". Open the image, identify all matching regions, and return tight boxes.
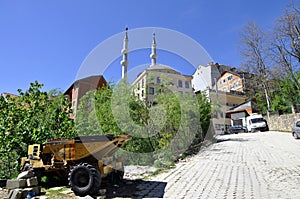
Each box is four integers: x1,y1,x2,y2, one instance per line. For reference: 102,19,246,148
146,64,180,75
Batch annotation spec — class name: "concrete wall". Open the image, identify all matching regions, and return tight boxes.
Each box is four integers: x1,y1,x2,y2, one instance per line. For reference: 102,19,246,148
267,113,300,132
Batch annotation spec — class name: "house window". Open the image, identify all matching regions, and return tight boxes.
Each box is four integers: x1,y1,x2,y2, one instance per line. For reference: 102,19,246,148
233,82,238,88
185,81,189,88
228,75,233,81
223,79,226,83
156,77,160,84
142,90,144,97
178,80,182,88
142,79,144,86
149,87,154,95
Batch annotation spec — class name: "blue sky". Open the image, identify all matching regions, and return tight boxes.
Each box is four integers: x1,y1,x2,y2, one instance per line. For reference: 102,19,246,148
0,0,291,94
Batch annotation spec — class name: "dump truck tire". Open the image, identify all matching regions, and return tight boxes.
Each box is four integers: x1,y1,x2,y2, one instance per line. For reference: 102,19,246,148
68,163,101,196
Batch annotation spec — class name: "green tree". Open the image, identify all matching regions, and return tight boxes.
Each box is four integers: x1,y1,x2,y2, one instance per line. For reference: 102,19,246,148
0,81,75,178
270,70,300,114
196,92,212,139
75,90,104,136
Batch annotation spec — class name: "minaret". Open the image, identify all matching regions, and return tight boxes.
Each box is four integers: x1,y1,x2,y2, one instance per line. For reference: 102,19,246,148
121,26,129,79
150,32,157,67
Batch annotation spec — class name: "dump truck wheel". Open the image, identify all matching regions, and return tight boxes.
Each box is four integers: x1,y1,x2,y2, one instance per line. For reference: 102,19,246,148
68,163,101,196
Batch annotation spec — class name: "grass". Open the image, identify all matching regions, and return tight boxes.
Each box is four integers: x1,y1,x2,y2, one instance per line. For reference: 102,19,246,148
44,186,77,199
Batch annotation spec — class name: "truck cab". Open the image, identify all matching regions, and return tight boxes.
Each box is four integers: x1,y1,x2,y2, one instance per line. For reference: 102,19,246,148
246,113,268,132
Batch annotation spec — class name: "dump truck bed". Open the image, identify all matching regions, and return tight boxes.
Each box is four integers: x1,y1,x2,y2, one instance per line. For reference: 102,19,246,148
42,134,131,162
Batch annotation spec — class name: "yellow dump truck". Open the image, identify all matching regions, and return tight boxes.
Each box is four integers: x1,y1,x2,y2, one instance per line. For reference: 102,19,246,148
20,134,131,196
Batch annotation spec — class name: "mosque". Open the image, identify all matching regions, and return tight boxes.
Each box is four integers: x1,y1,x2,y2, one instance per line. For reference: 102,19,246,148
120,27,194,103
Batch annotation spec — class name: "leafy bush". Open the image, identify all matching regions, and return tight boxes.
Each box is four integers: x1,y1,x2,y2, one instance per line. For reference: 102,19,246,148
0,81,75,178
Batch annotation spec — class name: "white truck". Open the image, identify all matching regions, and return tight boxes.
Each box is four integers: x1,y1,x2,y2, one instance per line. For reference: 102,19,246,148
245,113,269,132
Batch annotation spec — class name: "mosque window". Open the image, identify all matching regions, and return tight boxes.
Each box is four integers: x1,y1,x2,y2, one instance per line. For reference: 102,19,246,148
156,77,160,84
178,80,182,88
185,81,189,88
149,87,154,95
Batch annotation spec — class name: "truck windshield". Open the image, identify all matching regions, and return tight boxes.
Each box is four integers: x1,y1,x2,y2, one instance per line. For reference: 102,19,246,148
251,118,264,123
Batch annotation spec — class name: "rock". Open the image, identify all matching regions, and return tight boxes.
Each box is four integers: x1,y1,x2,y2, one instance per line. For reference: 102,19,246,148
6,173,40,199
6,179,26,189
7,189,22,199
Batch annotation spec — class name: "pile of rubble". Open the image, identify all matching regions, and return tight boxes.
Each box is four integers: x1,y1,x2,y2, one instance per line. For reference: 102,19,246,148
6,171,40,199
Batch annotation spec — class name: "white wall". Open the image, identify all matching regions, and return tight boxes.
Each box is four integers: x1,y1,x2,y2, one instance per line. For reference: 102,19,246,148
191,65,212,92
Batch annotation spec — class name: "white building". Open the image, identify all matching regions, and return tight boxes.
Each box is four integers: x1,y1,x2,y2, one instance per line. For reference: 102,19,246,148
191,63,232,93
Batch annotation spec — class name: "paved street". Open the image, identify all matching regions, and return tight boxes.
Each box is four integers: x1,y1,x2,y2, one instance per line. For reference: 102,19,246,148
141,131,300,199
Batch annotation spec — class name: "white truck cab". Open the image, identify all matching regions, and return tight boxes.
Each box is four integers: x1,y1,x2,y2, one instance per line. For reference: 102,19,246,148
246,113,268,132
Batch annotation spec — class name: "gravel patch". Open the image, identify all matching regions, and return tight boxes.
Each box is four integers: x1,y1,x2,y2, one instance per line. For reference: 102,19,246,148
124,165,158,180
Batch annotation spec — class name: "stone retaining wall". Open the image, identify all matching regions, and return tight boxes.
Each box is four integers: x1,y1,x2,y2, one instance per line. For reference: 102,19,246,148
267,113,300,132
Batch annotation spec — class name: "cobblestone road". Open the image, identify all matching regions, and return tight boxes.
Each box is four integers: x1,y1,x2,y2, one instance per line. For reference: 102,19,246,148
142,131,300,199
